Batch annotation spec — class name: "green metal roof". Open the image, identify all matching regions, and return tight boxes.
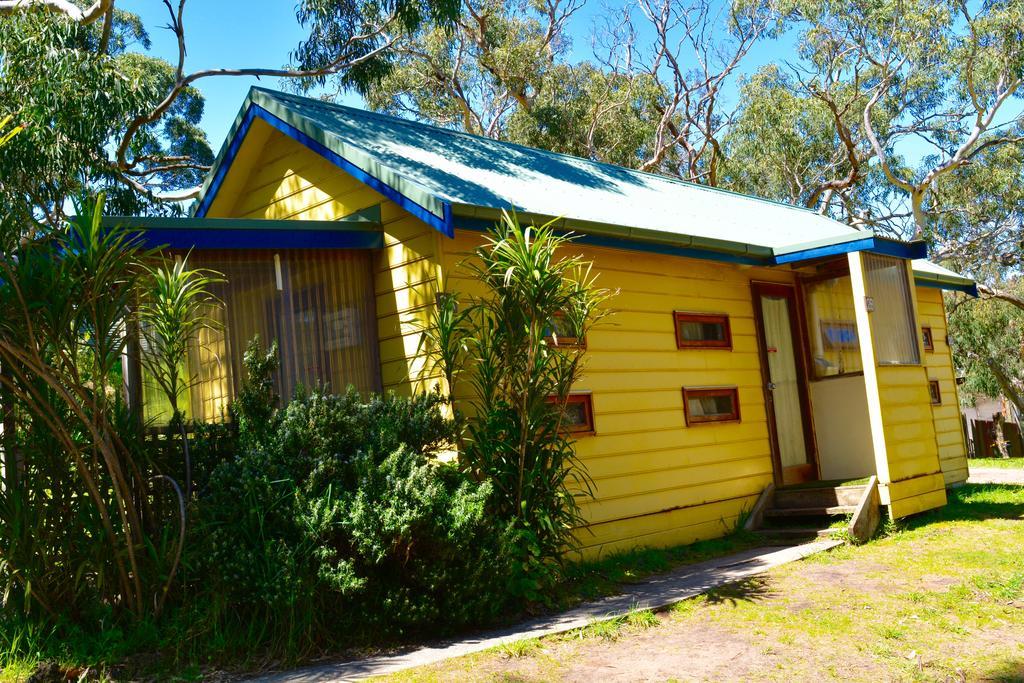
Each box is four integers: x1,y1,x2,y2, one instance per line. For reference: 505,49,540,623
191,87,974,290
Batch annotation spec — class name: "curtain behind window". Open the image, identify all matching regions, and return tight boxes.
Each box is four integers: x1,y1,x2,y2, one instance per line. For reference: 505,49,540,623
863,253,920,366
803,274,863,379
144,249,380,423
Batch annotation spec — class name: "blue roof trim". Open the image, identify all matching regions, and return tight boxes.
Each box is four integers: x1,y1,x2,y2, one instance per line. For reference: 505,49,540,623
916,278,979,297
772,237,876,265
866,237,928,260
772,236,926,265
138,228,383,250
197,103,454,238
453,217,768,265
194,105,257,218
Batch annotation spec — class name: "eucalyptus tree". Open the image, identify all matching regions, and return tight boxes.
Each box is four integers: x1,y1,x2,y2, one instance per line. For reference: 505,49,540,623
0,0,461,232
757,0,1024,240
356,0,780,180
358,0,663,164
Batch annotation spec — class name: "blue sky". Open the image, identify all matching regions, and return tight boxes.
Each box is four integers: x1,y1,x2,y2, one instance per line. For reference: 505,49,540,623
123,0,1001,171
123,0,792,151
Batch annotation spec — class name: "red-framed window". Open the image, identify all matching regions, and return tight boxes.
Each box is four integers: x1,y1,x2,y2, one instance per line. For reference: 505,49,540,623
928,380,941,405
674,312,732,349
547,393,595,435
921,326,935,351
682,387,740,425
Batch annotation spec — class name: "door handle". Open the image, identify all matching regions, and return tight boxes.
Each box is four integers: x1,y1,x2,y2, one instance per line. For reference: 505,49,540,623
766,382,777,391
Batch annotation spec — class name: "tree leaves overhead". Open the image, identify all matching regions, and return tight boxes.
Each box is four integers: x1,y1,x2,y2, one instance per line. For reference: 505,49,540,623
0,0,463,232
292,0,462,93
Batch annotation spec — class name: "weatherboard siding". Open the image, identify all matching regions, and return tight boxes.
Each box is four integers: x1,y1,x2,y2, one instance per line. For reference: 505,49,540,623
875,266,947,518
916,286,969,486
441,229,787,557
205,124,443,395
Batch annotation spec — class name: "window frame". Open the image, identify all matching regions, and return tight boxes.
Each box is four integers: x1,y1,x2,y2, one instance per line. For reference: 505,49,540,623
673,312,732,350
544,311,587,349
547,392,596,436
682,386,741,425
862,253,921,366
928,380,941,405
921,326,934,352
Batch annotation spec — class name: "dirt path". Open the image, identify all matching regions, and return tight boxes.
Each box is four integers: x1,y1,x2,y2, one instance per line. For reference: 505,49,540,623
377,484,1024,683
969,466,1024,484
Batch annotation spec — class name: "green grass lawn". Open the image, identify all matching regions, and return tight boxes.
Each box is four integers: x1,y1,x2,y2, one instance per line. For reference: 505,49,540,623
381,484,1024,682
970,456,1024,469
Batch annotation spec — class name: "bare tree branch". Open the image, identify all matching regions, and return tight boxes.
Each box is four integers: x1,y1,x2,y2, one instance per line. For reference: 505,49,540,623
0,0,113,24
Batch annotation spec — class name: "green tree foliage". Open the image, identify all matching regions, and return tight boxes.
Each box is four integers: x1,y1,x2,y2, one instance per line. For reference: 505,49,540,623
948,285,1024,416
0,7,211,226
0,0,462,233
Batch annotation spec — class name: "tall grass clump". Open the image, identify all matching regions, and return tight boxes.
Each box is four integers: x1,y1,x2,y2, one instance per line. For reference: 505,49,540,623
0,194,218,628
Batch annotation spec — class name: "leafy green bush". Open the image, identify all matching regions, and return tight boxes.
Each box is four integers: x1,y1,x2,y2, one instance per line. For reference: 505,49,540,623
188,341,510,655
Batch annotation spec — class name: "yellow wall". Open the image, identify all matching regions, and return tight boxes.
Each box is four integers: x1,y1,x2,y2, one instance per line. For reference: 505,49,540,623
441,230,792,557
916,285,969,486
205,118,444,395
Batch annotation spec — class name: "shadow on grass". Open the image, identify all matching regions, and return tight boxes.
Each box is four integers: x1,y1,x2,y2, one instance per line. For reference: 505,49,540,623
558,530,766,608
901,484,1024,530
704,576,774,606
981,657,1024,683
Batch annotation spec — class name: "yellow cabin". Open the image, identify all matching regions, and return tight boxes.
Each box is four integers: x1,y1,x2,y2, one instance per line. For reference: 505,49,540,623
119,87,977,557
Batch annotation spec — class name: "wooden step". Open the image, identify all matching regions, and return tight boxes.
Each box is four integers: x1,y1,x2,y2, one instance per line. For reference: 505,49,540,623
773,485,866,509
763,505,857,519
754,527,843,540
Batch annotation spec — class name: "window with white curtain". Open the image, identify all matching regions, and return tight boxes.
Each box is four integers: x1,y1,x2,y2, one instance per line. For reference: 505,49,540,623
863,253,921,366
803,274,863,379
143,249,381,423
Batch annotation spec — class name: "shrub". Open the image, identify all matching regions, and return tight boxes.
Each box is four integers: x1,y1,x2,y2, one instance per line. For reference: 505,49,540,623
188,341,510,656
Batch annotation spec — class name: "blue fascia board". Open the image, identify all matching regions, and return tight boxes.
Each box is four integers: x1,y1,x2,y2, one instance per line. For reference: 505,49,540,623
915,278,979,297
771,237,877,265
772,236,927,265
867,237,928,260
194,104,257,219
139,228,383,250
195,103,455,238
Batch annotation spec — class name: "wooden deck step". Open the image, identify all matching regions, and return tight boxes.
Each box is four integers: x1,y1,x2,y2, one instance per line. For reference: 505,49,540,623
753,527,843,540
763,505,857,519
773,485,867,509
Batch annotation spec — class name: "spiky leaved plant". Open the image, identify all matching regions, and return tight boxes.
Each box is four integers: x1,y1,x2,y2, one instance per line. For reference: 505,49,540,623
459,211,615,599
138,252,223,494
0,194,184,620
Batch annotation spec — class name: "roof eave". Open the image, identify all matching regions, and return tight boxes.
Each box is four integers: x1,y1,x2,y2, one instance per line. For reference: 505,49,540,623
913,271,979,296
449,204,776,263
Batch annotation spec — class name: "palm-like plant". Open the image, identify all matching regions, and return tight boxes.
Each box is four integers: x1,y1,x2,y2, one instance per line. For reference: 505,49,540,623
0,194,219,623
138,253,223,506
455,212,615,597
138,254,224,419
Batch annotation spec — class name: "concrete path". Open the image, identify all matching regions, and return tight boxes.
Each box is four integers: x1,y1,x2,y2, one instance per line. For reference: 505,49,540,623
969,467,1024,485
253,539,842,683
